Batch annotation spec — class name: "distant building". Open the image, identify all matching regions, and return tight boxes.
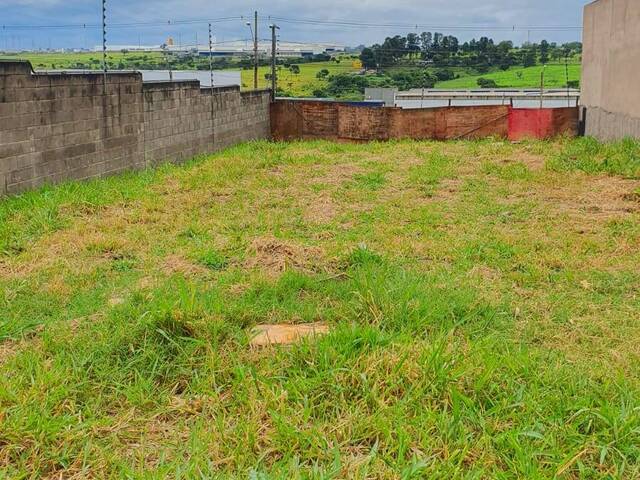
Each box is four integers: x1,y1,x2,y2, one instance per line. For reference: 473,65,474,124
196,41,345,58
97,45,165,53
366,88,581,109
98,41,345,59
581,0,640,139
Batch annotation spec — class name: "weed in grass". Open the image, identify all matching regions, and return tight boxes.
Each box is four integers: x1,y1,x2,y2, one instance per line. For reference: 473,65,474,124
195,249,229,271
353,171,387,191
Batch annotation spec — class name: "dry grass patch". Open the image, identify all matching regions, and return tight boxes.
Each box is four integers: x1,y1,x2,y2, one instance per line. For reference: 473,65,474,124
302,191,338,224
244,236,325,277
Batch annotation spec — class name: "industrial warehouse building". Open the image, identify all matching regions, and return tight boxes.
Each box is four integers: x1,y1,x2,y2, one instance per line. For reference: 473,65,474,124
100,41,344,58
581,0,640,139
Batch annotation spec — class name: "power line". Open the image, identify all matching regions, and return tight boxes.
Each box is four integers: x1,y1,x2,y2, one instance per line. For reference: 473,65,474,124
263,15,582,31
0,16,244,30
1,14,582,32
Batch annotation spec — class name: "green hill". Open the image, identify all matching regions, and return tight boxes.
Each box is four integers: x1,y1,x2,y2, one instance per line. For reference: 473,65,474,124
436,64,581,89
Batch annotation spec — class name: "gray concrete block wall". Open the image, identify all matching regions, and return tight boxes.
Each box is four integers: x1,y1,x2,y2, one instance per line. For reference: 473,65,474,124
0,60,271,196
582,0,640,140
1,63,145,194
142,83,271,167
585,107,640,141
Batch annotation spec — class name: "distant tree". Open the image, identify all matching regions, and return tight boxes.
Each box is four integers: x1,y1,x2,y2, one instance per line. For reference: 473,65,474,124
434,69,454,81
360,47,377,69
522,48,537,68
389,69,436,90
477,77,498,88
562,41,582,55
446,35,459,53
420,32,433,57
539,40,550,64
323,73,370,96
406,33,420,58
290,64,300,74
378,35,407,66
316,68,330,79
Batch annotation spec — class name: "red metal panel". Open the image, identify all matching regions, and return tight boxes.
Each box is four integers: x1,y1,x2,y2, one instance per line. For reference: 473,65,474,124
508,108,554,140
508,107,579,140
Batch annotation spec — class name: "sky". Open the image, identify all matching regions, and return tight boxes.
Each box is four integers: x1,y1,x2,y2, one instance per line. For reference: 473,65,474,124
0,0,592,51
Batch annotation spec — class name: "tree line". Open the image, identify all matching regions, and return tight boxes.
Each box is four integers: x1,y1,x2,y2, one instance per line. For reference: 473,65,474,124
360,33,582,71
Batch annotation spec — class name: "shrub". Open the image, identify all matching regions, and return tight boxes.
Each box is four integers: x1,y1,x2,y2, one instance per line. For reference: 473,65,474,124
477,78,498,88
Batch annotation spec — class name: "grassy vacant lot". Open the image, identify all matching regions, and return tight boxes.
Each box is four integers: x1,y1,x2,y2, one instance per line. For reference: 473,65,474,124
0,51,166,70
437,64,581,89
1,137,640,478
240,61,359,96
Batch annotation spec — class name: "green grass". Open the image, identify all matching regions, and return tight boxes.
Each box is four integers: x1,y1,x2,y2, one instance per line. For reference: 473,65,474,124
241,60,359,96
547,137,640,178
1,138,640,478
0,51,166,70
437,64,581,89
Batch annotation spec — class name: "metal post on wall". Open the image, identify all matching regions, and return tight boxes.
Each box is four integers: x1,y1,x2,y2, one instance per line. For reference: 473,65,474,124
101,0,107,90
270,24,279,101
539,64,546,109
207,23,216,147
208,23,214,90
254,11,259,90
245,12,259,90
565,55,571,107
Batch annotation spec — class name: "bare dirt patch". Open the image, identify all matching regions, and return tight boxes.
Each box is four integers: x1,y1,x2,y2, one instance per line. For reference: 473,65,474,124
432,178,464,201
547,176,640,220
506,174,640,224
302,192,337,224
511,151,547,171
0,340,19,366
244,236,323,277
162,254,209,277
0,332,44,366
312,163,363,186
250,322,330,347
467,265,501,282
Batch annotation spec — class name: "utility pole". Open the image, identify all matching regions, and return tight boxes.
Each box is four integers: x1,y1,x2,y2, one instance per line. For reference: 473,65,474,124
254,11,259,90
270,24,279,101
101,0,107,89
